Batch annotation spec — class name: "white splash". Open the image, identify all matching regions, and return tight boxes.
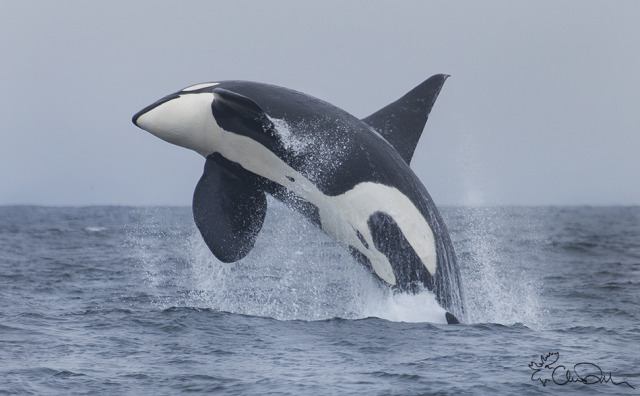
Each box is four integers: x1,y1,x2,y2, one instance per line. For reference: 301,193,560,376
453,207,545,328
360,290,448,324
130,199,449,324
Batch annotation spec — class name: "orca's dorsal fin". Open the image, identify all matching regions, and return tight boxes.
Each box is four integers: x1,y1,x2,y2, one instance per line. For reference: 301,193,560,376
193,154,267,263
361,74,449,164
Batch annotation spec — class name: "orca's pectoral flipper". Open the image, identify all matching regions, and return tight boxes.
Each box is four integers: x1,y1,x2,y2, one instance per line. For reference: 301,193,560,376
362,74,449,164
193,154,267,263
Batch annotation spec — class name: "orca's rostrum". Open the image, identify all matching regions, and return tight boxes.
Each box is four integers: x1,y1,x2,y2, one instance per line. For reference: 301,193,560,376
133,75,464,323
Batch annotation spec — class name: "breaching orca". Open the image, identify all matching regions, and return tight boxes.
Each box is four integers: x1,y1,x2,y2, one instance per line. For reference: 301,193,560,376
133,75,464,323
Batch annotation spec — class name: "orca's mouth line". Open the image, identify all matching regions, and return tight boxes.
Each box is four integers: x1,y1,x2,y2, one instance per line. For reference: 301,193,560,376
132,93,181,126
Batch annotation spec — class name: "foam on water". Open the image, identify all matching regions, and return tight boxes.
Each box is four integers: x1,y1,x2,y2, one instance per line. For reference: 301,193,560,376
84,226,107,232
360,290,448,324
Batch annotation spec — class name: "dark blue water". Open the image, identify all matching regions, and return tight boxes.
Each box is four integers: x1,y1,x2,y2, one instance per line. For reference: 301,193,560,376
1,204,638,394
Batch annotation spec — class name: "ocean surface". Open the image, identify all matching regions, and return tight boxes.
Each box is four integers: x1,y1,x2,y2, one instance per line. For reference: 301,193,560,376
1,203,638,395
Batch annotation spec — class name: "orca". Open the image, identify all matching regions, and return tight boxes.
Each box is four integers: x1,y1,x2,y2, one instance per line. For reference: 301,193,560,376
132,75,464,323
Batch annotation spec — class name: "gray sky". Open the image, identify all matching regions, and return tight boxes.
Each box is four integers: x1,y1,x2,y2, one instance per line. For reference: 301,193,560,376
1,1,639,206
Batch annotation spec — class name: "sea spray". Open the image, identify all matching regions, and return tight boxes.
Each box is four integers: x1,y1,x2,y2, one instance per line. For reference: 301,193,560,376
129,204,545,326
129,200,451,323
446,207,546,328
182,198,382,321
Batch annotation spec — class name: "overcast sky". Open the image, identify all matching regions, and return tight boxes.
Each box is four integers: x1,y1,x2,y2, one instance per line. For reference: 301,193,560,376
1,1,638,206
